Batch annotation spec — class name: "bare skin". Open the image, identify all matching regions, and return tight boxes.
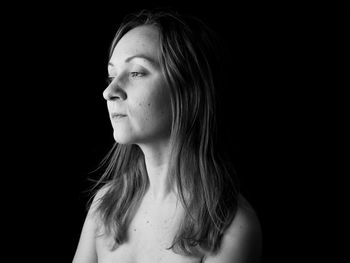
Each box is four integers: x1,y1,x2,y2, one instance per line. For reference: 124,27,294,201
73,25,262,263
89,189,260,263
73,181,261,263
95,190,204,263
104,25,174,203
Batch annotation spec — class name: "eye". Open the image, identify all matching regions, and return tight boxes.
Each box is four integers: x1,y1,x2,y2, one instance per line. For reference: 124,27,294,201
130,72,145,78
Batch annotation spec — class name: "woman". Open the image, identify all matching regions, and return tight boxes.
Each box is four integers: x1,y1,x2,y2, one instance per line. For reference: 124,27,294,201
73,8,262,263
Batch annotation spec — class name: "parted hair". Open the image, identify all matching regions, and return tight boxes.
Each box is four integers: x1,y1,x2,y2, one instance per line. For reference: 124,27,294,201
90,8,240,257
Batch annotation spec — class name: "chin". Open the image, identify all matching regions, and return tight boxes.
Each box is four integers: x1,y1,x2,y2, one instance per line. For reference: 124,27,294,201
113,130,135,145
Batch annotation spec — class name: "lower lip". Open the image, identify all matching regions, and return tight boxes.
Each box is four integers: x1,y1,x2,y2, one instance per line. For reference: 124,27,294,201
112,115,127,121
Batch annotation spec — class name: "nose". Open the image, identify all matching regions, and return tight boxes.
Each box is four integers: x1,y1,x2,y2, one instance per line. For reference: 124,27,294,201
103,80,127,101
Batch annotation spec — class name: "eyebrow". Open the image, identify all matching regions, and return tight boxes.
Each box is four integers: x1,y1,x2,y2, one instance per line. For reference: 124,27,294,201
108,54,158,67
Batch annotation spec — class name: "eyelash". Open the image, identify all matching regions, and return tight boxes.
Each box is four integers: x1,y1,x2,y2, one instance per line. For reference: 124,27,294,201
106,72,145,84
130,72,145,78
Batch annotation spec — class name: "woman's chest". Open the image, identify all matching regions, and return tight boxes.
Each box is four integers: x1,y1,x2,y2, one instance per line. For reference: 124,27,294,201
95,198,204,263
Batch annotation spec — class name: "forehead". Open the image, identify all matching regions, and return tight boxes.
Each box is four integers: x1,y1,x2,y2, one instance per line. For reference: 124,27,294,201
109,25,160,64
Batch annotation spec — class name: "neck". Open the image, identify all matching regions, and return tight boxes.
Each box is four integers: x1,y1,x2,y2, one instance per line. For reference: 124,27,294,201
137,140,176,203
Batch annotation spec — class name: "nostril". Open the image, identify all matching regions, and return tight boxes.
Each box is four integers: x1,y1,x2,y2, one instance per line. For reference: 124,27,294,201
102,81,127,101
103,89,127,101
102,88,110,101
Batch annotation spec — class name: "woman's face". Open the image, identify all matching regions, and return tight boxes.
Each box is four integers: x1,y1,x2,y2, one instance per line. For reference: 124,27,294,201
103,25,172,145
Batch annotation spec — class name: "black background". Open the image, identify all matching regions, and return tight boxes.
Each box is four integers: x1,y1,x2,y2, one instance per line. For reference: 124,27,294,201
2,1,348,262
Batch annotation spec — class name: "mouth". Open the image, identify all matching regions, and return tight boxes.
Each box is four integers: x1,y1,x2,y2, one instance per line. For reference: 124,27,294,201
111,113,127,120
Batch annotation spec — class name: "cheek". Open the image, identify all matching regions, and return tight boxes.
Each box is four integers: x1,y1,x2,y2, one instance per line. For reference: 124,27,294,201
138,100,153,121
150,87,171,118
127,97,152,125
132,88,171,123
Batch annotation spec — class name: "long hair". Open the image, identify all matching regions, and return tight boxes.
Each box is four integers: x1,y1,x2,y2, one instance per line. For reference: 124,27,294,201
90,8,240,257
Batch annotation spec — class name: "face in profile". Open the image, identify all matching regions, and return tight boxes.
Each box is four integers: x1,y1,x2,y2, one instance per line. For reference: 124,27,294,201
103,25,172,146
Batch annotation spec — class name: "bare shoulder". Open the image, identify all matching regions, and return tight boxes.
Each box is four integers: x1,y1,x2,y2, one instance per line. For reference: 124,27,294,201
72,183,112,263
203,194,262,263
88,183,111,216
230,194,262,239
